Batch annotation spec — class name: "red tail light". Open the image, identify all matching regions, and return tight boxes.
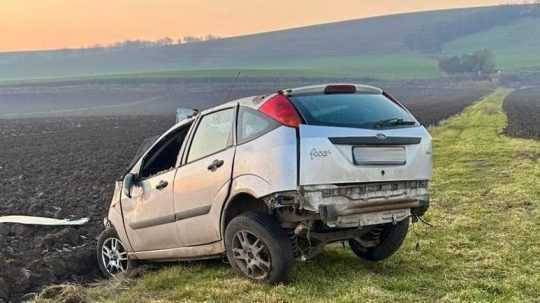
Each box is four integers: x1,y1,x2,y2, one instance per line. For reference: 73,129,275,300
259,93,302,128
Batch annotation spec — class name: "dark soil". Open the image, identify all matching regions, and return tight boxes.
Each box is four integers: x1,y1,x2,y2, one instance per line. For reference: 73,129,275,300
0,116,172,302
387,84,491,126
503,87,540,139
0,78,494,302
0,77,492,126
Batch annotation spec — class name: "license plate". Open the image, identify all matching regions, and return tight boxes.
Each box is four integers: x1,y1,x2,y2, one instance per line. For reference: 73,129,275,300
353,146,406,165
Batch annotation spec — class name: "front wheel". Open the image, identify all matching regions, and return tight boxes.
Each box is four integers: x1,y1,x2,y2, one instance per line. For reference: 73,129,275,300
349,218,410,261
96,227,133,278
225,211,293,284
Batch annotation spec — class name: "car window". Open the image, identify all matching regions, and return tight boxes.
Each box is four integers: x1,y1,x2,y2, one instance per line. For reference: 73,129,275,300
187,109,234,163
237,107,278,144
290,93,417,129
139,125,191,179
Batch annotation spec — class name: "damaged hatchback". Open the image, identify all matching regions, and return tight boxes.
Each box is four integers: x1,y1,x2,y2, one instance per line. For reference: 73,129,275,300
98,84,432,283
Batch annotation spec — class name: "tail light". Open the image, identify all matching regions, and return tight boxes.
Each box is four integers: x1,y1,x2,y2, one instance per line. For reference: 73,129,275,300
259,93,302,128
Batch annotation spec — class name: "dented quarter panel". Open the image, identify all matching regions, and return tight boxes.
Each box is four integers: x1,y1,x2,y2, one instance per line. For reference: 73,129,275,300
232,126,297,198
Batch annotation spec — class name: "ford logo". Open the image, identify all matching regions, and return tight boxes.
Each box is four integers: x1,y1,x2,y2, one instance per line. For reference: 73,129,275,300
376,133,387,140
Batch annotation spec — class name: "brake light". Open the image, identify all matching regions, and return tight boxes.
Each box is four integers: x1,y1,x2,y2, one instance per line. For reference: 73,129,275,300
259,93,302,128
324,85,356,94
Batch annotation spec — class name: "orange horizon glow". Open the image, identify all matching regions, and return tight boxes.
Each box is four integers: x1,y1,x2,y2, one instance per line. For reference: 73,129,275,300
1,0,516,52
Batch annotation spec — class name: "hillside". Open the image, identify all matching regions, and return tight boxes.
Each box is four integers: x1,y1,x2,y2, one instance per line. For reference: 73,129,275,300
443,17,540,72
0,4,538,81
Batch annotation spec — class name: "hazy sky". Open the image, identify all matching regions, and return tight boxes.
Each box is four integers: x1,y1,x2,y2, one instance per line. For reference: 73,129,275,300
1,0,514,52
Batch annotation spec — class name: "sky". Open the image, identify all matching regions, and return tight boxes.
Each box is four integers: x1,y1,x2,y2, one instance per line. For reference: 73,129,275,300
1,0,515,52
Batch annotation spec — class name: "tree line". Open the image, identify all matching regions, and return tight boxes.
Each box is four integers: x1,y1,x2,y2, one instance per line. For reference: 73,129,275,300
87,34,222,50
438,49,497,75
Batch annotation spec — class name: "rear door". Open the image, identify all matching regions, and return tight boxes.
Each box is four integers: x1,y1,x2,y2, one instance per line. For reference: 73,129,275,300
173,107,236,246
292,93,432,185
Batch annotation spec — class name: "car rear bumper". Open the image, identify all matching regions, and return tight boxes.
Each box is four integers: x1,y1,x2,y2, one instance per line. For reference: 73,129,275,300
267,180,430,228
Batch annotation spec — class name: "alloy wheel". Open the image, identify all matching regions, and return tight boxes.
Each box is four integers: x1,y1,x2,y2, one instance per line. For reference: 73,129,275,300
231,230,272,280
101,237,129,276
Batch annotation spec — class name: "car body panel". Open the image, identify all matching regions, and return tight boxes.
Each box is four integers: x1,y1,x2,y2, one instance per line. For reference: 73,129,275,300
107,181,134,252
131,239,224,261
298,124,432,186
122,169,178,251
231,126,298,199
173,147,235,246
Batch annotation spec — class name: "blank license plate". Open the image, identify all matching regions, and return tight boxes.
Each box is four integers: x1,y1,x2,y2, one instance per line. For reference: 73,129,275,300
353,146,406,165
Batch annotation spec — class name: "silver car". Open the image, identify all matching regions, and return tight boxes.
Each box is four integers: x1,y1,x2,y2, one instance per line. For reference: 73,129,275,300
97,84,432,283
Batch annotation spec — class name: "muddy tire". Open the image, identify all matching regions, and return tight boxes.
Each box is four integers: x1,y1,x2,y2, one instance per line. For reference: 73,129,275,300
349,218,410,261
96,227,134,278
225,211,293,284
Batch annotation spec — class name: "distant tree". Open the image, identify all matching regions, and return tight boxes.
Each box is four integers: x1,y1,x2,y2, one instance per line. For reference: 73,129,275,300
438,49,497,75
156,37,174,46
473,49,497,74
204,34,221,41
182,35,221,43
183,36,203,43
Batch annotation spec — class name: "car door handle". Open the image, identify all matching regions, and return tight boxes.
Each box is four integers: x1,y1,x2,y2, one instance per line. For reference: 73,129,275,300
208,159,224,171
155,180,168,190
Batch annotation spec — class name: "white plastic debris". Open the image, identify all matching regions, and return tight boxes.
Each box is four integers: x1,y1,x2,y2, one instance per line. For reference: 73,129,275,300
0,216,89,226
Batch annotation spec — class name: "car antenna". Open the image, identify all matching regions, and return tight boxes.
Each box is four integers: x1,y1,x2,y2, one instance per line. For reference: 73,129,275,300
224,71,241,103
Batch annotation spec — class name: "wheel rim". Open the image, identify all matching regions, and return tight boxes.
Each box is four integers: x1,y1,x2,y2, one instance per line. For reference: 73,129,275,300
101,237,129,276
231,230,271,280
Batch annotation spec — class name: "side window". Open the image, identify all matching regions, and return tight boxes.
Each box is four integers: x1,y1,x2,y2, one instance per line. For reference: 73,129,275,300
139,124,191,179
187,109,234,163
237,107,278,144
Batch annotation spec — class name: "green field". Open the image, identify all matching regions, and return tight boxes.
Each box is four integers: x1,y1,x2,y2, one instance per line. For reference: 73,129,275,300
32,89,540,302
217,53,441,80
442,17,540,72
0,53,440,84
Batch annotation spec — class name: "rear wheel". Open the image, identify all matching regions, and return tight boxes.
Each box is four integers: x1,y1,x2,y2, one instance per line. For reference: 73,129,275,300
97,228,133,278
225,211,293,283
349,218,410,261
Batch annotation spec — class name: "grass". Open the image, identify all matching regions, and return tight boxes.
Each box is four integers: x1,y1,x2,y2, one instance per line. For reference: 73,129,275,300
33,89,540,302
442,17,540,72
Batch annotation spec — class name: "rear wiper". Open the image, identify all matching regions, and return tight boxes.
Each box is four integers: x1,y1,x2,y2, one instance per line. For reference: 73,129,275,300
374,118,416,128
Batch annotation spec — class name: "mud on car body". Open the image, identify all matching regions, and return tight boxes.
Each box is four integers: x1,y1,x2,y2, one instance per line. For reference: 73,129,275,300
98,83,432,283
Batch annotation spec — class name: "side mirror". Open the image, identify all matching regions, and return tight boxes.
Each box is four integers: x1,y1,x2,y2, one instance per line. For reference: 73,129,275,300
123,173,139,198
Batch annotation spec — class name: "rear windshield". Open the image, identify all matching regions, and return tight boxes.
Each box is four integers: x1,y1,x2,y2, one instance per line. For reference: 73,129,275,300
290,93,417,129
